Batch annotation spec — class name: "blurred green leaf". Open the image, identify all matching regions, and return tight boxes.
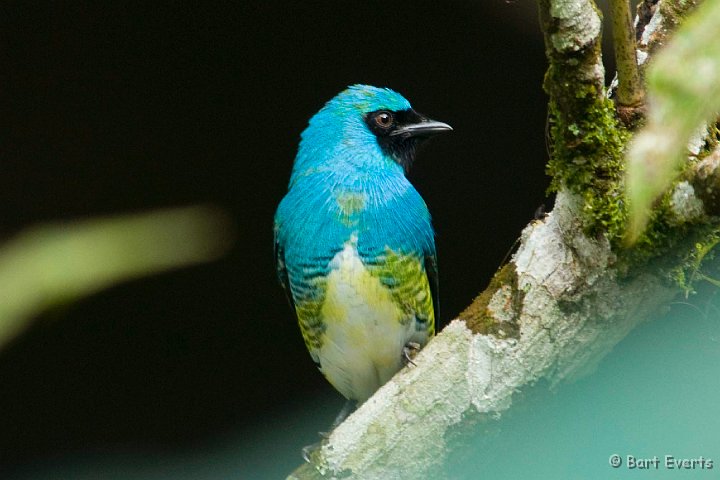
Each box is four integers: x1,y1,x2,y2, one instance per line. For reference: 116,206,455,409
0,206,233,350
626,0,720,242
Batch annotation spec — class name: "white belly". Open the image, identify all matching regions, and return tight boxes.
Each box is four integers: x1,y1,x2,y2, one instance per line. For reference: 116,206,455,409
317,241,420,402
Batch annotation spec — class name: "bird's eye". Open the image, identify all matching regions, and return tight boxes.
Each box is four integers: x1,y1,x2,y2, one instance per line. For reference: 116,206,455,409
374,111,394,129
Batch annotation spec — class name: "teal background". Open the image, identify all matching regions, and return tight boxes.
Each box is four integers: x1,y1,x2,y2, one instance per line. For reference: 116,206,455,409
440,288,720,479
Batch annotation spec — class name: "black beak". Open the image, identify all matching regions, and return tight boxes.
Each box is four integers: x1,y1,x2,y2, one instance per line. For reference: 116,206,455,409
389,113,453,138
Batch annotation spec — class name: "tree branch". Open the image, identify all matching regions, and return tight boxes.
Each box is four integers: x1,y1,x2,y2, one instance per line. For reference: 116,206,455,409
287,1,720,478
609,0,644,108
626,0,720,239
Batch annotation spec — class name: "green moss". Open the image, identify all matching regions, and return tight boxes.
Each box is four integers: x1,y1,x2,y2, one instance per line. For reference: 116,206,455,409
546,90,631,245
670,225,720,297
619,201,681,272
541,34,693,269
540,4,633,248
461,263,522,338
706,121,720,153
660,0,700,31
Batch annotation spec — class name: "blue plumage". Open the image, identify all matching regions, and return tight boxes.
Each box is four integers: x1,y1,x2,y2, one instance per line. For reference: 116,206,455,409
275,85,451,402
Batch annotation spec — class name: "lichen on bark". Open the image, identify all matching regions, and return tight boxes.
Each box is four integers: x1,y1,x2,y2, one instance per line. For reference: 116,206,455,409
461,263,522,338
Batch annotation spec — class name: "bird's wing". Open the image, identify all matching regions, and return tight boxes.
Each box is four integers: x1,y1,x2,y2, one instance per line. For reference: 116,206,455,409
425,251,439,327
274,225,325,366
370,250,436,338
274,225,295,310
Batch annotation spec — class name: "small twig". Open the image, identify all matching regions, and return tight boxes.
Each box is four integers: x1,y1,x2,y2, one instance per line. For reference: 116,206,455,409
609,0,645,108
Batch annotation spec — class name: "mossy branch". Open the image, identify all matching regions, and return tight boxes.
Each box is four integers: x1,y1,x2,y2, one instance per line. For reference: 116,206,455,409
539,0,631,245
538,0,605,139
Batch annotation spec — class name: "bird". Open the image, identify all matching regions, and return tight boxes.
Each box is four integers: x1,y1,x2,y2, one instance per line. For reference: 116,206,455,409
274,84,451,410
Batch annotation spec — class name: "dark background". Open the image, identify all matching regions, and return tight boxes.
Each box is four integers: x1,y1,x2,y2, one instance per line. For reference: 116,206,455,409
0,0,597,476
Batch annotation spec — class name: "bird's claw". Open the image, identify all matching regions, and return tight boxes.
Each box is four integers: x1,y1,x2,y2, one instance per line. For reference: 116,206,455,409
403,342,421,366
302,441,323,463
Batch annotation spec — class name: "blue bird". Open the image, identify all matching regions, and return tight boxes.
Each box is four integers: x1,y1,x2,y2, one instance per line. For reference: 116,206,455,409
274,85,451,405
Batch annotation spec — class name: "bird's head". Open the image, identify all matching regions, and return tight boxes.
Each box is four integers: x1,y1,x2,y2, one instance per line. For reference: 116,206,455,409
294,85,452,178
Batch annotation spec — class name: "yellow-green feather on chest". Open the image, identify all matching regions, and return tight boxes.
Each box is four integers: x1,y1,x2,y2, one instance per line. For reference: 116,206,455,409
295,236,434,401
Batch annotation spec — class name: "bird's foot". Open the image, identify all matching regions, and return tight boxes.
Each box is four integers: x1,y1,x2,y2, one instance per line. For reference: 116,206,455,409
403,342,421,366
302,441,324,463
331,399,356,428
